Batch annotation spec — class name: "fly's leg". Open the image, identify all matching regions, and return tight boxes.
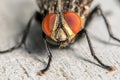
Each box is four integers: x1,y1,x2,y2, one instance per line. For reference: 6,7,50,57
39,32,52,76
83,29,115,71
35,12,52,75
85,5,120,42
0,12,40,53
83,5,117,71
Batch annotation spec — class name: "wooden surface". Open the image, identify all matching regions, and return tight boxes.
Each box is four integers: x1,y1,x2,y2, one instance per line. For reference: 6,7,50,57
0,0,120,80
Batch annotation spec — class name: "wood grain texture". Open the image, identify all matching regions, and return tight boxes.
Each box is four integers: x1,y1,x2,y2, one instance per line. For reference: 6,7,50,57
0,0,120,80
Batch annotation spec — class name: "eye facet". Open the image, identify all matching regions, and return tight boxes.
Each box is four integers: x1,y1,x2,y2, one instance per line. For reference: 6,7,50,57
64,11,82,34
42,13,56,36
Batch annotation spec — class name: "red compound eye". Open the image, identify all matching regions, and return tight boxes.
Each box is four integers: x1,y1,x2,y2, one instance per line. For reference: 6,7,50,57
42,12,82,36
64,11,82,34
42,13,56,36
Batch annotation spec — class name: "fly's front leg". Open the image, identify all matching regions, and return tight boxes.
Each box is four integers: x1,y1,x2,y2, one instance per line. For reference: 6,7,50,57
83,29,115,72
39,32,52,76
85,5,120,42
0,11,39,53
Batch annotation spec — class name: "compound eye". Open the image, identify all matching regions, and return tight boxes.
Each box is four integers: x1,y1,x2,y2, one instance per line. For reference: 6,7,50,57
64,11,82,34
42,13,56,36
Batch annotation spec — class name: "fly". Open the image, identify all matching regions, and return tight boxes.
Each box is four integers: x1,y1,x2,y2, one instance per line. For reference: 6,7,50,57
0,0,119,75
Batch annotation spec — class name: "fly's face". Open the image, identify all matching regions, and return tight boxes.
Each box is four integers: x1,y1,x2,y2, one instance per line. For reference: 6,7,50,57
40,0,92,47
42,11,83,47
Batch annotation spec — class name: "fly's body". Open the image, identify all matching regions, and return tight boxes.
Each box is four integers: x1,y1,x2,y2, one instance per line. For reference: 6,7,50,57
0,0,119,75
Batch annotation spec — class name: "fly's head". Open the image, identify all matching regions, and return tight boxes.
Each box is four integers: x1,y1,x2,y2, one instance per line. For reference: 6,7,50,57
42,11,83,47
40,0,92,47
